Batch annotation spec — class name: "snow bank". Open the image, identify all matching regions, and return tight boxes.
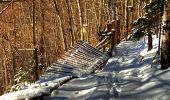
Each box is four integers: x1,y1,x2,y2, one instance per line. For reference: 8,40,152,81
140,35,159,56
0,76,74,100
1,35,166,100
46,35,167,100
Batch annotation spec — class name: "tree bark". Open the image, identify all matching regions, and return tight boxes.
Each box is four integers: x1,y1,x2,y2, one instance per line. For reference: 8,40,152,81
39,0,46,74
66,0,75,46
125,0,129,40
77,0,83,41
32,0,39,80
161,1,170,69
12,2,16,85
53,0,67,51
147,29,152,51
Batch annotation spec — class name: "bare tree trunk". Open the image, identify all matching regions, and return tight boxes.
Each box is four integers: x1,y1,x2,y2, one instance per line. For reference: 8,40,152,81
137,0,141,17
112,0,116,20
1,42,8,92
132,0,134,22
147,28,152,51
77,0,83,41
66,0,75,46
53,0,67,51
158,20,162,55
11,2,16,85
39,0,46,74
161,1,170,69
12,32,16,85
32,0,39,80
125,0,129,40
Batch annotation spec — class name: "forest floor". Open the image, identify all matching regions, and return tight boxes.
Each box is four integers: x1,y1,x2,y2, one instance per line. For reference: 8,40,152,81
1,36,170,100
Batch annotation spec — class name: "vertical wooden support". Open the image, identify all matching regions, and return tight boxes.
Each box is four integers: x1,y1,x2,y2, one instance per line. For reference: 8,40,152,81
107,22,113,32
106,22,114,51
110,29,116,52
116,19,121,43
111,20,118,44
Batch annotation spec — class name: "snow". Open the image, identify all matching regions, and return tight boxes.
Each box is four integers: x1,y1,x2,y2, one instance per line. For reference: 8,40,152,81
140,35,159,57
0,76,74,100
0,88,50,100
1,35,169,100
42,35,168,100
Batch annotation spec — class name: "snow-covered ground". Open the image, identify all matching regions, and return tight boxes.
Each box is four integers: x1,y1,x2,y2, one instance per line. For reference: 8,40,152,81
1,35,170,100
43,36,169,100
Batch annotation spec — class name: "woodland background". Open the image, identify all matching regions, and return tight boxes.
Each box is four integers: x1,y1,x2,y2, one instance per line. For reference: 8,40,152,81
0,0,151,95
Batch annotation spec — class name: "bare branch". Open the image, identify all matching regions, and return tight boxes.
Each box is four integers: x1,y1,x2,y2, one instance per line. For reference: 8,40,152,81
0,0,14,16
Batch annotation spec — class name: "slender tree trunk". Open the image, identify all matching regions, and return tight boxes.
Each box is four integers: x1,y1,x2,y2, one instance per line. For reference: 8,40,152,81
40,0,46,74
112,0,117,20
98,0,102,30
132,0,134,22
66,0,75,46
77,0,83,41
156,19,159,38
158,19,162,55
1,43,8,91
92,0,98,43
138,0,141,17
12,2,16,85
32,0,39,80
147,28,152,51
53,0,67,51
12,32,16,85
125,0,129,40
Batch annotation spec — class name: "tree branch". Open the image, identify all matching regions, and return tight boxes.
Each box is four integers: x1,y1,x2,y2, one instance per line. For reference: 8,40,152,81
0,0,14,16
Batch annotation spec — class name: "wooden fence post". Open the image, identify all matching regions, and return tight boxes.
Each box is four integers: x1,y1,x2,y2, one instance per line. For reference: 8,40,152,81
111,20,118,44
110,29,116,52
116,19,121,43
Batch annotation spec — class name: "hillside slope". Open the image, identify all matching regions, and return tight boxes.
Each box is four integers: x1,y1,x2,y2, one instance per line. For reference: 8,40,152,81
1,36,169,100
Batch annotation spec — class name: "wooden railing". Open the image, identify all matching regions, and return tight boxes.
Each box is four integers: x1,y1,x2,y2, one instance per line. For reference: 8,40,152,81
96,20,121,56
42,40,109,78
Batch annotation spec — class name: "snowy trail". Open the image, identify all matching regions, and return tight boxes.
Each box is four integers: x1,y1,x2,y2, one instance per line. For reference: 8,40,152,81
1,37,170,100
43,38,170,100
43,40,151,100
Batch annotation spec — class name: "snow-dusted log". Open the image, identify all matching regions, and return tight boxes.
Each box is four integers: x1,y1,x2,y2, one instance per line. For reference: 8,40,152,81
0,76,75,100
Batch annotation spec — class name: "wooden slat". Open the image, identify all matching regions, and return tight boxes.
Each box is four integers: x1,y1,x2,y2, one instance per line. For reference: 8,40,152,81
42,40,109,78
